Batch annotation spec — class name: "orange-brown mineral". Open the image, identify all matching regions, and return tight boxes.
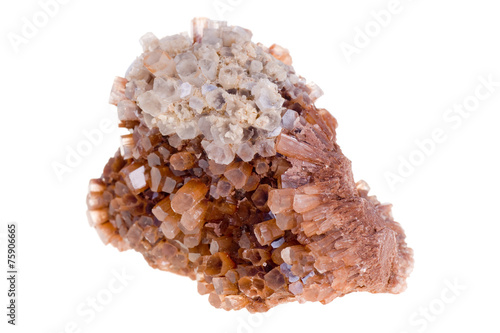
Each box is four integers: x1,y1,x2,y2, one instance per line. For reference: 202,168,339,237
87,18,413,312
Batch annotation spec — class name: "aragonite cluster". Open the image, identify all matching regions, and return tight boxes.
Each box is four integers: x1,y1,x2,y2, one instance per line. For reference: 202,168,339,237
86,18,413,312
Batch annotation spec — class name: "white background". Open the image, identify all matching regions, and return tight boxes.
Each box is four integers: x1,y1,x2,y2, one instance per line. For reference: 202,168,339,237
1,0,499,332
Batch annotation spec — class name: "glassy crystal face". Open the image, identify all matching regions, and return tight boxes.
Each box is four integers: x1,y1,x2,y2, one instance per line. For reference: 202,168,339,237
87,18,413,313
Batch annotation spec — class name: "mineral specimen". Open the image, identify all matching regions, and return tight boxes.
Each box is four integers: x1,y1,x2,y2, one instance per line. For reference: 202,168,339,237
86,18,413,312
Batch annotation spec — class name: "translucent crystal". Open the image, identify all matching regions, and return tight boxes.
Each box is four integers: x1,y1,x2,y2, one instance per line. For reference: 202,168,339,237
137,91,162,116
143,49,176,77
170,152,196,171
251,79,284,111
171,179,208,214
109,76,128,106
140,32,159,52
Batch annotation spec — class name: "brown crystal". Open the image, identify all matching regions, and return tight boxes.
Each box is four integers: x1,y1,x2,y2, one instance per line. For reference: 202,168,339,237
86,18,413,313
170,152,196,171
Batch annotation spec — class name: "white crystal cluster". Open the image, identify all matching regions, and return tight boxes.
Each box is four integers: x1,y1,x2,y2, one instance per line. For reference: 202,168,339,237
122,19,303,164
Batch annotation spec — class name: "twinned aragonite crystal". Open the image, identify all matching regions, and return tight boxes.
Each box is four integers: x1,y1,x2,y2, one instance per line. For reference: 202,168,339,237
86,18,413,312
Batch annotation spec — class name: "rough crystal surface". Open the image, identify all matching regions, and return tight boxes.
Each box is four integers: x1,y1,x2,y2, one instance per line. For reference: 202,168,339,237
87,18,413,313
